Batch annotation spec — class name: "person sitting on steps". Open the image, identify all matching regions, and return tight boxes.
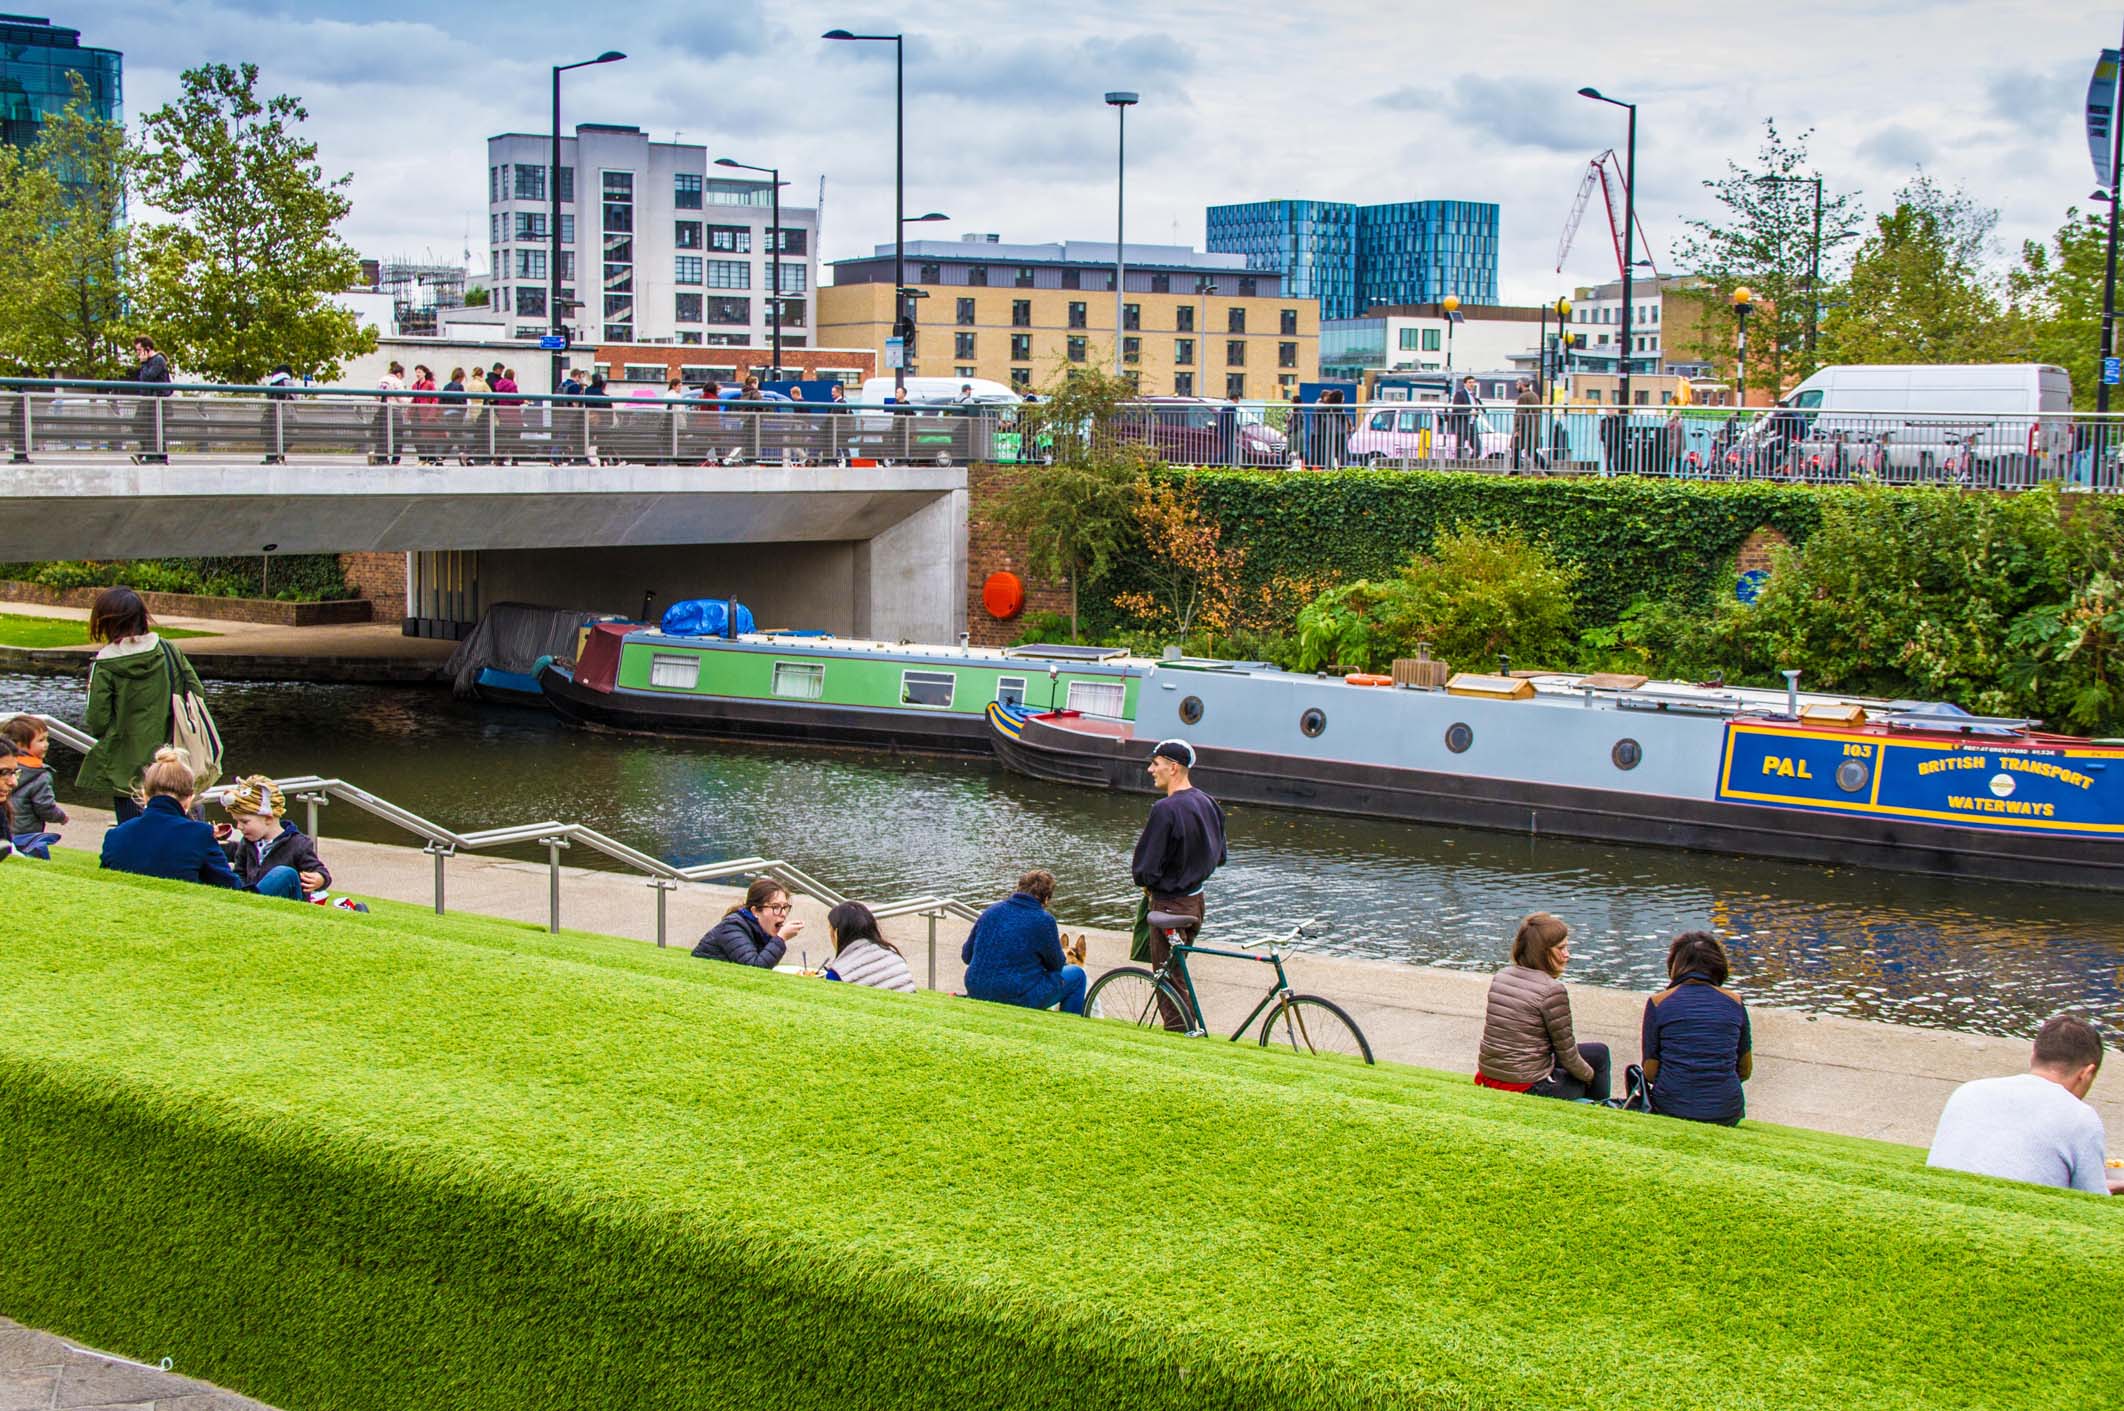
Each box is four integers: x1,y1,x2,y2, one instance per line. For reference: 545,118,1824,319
212,774,331,902
99,747,246,890
961,869,1085,1015
1640,931,1752,1125
1475,912,1612,1103
1928,1013,2121,1195
822,900,917,993
692,877,803,967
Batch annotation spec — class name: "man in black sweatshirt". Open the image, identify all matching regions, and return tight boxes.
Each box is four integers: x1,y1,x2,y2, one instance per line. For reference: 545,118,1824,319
1130,738,1227,1030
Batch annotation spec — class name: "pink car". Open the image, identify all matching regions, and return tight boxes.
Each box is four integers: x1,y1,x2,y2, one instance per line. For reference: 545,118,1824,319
1345,405,1510,464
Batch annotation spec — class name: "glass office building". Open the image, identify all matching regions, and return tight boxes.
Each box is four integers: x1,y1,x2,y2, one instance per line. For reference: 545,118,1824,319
1208,198,1497,320
0,15,121,151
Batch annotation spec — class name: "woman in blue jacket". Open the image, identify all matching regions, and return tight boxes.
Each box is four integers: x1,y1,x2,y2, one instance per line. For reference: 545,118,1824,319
1641,931,1753,1125
961,869,1085,1014
99,747,259,891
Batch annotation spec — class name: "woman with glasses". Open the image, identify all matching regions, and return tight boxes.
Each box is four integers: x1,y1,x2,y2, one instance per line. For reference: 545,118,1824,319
692,876,806,967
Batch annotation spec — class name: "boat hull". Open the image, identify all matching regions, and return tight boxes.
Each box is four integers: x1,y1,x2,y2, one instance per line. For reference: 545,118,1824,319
470,666,553,710
539,662,994,755
988,708,2124,892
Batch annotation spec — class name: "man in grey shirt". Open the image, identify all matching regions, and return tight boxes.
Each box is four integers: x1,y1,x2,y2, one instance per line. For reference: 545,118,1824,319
1927,1014,2120,1195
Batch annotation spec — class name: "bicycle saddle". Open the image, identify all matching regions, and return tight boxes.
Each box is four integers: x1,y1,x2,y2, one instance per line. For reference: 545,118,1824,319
1147,911,1197,931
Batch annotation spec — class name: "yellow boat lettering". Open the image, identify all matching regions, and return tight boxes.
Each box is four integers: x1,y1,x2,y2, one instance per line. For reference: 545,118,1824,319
1762,756,1813,780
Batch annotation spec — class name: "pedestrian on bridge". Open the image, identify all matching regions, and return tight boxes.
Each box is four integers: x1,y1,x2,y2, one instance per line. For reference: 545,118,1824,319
128,336,172,465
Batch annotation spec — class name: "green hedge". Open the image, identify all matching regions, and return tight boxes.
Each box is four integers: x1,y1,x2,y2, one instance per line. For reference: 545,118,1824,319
4,854,2121,1410
0,555,355,601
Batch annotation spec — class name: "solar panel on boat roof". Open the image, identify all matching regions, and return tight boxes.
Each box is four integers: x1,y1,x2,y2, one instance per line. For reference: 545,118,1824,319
1005,644,1128,661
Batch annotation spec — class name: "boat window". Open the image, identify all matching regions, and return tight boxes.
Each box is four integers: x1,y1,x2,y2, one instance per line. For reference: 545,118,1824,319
901,670,956,708
1179,695,1204,725
1612,738,1642,770
1065,680,1127,718
995,675,1027,708
1445,722,1472,753
1835,758,1871,793
1300,707,1326,738
649,653,699,690
772,662,824,700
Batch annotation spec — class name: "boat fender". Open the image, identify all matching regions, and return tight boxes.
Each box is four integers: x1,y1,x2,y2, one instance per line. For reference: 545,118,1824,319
1345,673,1393,687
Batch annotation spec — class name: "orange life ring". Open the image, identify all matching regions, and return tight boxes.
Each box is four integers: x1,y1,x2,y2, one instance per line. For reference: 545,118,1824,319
1345,673,1393,686
982,571,1025,620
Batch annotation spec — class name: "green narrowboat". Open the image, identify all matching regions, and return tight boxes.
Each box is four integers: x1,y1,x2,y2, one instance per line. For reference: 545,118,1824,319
537,625,1147,753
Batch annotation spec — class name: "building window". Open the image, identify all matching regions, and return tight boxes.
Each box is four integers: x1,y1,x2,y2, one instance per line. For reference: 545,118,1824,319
513,211,547,241
675,256,702,285
1175,338,1194,366
1123,336,1140,364
1238,276,1258,297
955,365,977,378
771,662,824,700
605,325,633,341
606,294,634,320
707,296,750,324
674,173,703,209
1010,333,1032,361
1398,328,1419,351
1010,366,1032,389
1174,371,1194,396
559,253,574,280
1152,273,1170,293
900,670,955,708
1067,301,1087,329
1226,340,1246,366
775,265,808,295
1067,336,1087,364
490,164,503,203
771,228,807,254
968,265,989,286
1122,303,1140,331
1060,268,1081,290
955,331,976,358
602,200,632,233
1015,265,1036,288
514,165,545,202
1011,299,1031,327
675,221,703,249
1227,307,1246,334
1279,342,1298,369
1225,373,1247,399
1177,306,1195,333
517,286,547,318
676,293,703,323
1281,307,1299,336
649,653,699,690
515,249,546,279
560,214,574,245
557,167,573,202
708,225,751,253
956,297,976,326
706,260,750,289
920,262,941,282
1422,329,1442,351
772,299,806,327
490,212,502,246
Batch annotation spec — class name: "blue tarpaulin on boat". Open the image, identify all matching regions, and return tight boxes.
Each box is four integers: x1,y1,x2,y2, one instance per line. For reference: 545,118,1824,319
660,599,755,637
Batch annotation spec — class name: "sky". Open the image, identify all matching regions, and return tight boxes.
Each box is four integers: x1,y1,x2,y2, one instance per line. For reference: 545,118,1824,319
62,0,2124,304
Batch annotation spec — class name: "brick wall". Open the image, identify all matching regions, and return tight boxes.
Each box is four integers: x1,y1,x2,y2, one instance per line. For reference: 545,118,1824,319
1735,527,1790,573
339,551,407,606
966,461,1072,646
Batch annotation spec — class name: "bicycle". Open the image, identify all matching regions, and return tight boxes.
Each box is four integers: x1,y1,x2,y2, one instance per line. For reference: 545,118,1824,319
1082,913,1374,1063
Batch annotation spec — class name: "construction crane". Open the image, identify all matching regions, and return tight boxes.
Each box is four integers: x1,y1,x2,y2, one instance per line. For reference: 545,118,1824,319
1555,149,1657,278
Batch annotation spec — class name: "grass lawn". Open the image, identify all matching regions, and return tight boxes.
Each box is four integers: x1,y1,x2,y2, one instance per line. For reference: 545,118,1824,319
3,848,2119,1410
0,613,216,648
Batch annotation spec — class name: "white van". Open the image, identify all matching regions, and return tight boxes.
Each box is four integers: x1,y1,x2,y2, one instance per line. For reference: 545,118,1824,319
845,376,1019,465
1772,363,2073,480
852,375,1020,407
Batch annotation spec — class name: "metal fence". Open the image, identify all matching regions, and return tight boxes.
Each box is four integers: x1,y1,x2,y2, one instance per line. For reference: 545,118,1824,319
33,712,980,986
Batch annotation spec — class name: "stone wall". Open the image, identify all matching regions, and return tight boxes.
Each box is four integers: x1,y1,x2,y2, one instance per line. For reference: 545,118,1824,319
0,580,372,626
964,461,1071,646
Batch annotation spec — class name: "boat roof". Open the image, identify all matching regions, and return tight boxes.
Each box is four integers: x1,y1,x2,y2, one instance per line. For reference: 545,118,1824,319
624,630,1159,669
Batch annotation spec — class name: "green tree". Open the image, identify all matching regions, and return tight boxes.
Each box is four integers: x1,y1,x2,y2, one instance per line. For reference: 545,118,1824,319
2002,207,2106,408
1818,175,2006,367
1669,120,1863,387
0,73,138,377
992,367,1147,639
134,63,374,382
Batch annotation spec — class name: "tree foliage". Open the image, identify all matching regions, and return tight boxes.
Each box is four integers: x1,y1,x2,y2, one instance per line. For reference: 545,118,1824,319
1110,473,1246,644
134,63,374,382
2002,208,2108,409
1670,120,1863,387
1818,175,2007,367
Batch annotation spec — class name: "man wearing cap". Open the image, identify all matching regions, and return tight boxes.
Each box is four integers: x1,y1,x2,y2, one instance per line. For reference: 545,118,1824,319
1130,738,1227,1031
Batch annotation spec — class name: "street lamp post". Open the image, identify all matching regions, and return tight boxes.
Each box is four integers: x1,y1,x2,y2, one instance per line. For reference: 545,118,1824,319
1441,293,1460,375
1105,91,1139,379
1731,287,1755,407
824,29,907,396
715,158,787,379
1542,295,1571,401
551,51,626,392
1578,88,1638,418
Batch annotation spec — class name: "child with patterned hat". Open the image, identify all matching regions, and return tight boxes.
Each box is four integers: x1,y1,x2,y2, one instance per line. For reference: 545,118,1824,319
212,774,332,901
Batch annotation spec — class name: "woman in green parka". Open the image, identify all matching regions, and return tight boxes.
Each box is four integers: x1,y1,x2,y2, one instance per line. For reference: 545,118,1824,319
77,586,207,821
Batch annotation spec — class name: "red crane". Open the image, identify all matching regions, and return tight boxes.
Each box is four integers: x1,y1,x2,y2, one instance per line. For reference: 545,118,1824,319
1555,149,1657,278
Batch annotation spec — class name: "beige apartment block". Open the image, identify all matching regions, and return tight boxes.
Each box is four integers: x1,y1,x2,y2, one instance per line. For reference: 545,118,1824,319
817,282,1320,398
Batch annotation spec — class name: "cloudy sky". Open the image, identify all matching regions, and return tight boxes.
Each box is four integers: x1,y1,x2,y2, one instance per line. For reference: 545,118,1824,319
66,0,2121,302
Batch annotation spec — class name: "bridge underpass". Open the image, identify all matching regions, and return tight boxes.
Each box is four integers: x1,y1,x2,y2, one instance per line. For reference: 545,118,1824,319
0,459,969,642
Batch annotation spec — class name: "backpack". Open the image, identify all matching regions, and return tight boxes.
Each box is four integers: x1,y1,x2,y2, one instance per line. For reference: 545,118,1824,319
161,639,224,791
1617,1063,1654,1113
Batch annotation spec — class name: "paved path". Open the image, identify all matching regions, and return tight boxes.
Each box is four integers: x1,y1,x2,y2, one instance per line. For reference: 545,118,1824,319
51,806,2123,1151
0,601,449,682
0,1319,272,1411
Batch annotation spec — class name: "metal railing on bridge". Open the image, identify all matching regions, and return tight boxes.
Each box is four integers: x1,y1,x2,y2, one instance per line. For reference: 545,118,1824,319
33,712,981,987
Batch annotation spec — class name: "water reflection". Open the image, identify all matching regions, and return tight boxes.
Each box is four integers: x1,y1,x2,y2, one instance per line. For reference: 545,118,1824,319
11,674,2120,1039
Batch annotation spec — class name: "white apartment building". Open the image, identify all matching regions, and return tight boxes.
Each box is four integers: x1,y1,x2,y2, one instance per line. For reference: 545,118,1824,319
485,125,820,350
1565,274,1713,377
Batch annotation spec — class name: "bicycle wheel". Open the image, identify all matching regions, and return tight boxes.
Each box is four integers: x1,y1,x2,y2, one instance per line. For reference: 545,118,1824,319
1082,967,1192,1033
1259,994,1374,1064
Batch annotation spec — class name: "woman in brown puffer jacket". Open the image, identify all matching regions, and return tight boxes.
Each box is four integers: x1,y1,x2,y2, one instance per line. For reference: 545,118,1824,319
1475,912,1611,1101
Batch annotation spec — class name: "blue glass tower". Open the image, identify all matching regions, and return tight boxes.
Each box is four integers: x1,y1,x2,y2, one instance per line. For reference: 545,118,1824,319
1209,198,1498,319
0,15,121,151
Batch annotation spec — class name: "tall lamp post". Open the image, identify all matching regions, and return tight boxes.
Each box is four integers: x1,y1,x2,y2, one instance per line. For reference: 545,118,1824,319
551,51,626,392
1731,286,1755,407
1441,293,1461,374
715,157,787,379
1105,91,1139,378
897,210,950,378
1577,88,1638,416
824,28,907,396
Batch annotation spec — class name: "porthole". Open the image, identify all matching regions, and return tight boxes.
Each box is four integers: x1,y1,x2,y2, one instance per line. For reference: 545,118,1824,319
1835,758,1871,794
1300,707,1327,738
1445,722,1473,754
1179,695,1204,725
1612,738,1642,771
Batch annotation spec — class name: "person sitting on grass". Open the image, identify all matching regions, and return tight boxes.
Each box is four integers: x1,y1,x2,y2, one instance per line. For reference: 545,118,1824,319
822,900,917,993
211,774,330,902
692,877,803,967
1641,931,1752,1126
0,751,52,860
1475,911,1611,1102
2,715,67,854
1927,1013,2122,1196
961,869,1086,1015
99,747,247,890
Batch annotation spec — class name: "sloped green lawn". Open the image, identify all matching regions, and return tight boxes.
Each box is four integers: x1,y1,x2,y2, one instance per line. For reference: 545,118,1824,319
1,848,2117,1410
0,613,216,648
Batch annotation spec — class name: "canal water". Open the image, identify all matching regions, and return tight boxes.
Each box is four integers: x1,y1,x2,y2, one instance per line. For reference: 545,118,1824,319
13,674,2122,1041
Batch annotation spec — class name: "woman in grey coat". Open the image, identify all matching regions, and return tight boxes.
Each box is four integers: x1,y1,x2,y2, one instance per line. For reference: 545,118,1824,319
822,900,917,993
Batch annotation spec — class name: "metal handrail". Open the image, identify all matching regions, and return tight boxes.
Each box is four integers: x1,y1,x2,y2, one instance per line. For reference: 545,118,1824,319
33,713,979,985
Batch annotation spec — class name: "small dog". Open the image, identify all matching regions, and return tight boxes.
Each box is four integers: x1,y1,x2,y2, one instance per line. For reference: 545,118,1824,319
1061,933,1087,967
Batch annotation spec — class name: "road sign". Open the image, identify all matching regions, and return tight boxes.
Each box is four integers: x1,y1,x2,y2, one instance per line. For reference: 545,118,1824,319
2104,356,2121,387
885,336,905,370
538,334,568,351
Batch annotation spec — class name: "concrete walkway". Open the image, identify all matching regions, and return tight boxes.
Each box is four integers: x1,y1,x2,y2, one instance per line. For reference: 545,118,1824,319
51,806,2122,1152
0,1318,271,1411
